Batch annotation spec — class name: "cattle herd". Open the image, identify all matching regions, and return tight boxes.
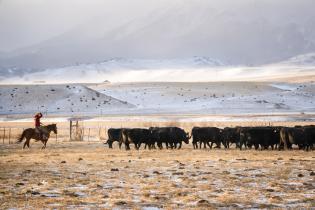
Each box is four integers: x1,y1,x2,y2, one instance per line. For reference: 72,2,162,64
105,126,315,151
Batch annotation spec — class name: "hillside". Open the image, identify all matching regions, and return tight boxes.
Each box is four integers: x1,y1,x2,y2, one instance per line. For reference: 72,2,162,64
1,56,315,84
0,84,134,116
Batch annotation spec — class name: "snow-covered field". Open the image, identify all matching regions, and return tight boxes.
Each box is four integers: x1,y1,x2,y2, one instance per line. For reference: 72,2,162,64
0,84,134,116
0,54,315,120
90,81,315,115
1,81,314,122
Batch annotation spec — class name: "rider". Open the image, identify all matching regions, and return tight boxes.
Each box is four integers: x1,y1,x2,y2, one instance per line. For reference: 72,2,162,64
34,112,47,140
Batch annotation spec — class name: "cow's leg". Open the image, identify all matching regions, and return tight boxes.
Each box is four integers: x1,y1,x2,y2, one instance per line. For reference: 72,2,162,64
210,142,213,149
215,141,221,149
206,141,211,149
178,142,182,149
125,143,130,150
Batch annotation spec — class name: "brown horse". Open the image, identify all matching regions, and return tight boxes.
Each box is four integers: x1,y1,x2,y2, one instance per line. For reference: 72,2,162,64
17,124,57,149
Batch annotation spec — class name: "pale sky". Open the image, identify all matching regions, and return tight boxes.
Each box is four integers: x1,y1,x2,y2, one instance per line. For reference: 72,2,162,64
0,0,294,52
0,0,314,67
0,0,169,52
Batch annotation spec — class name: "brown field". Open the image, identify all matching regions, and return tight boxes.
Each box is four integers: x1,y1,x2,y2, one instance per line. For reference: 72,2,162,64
0,118,315,209
0,141,315,208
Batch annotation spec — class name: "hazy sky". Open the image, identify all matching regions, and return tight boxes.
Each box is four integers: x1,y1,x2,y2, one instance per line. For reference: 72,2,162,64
0,0,170,52
0,0,286,52
0,0,314,68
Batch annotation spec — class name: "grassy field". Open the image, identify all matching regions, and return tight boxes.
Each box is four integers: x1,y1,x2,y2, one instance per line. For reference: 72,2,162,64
0,141,314,209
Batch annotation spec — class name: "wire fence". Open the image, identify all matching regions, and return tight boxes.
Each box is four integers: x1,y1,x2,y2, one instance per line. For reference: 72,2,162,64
0,126,111,145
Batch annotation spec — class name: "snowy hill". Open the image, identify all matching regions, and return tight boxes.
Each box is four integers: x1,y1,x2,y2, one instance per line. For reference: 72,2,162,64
274,53,315,66
0,57,227,84
0,84,134,115
1,52,315,84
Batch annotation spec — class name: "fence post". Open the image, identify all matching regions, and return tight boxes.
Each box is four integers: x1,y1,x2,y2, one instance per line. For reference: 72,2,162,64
2,128,5,144
8,128,11,144
98,127,101,141
88,128,91,143
69,120,72,141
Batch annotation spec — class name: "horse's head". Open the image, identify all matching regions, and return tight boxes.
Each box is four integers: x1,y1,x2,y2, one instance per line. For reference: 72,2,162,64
48,124,57,134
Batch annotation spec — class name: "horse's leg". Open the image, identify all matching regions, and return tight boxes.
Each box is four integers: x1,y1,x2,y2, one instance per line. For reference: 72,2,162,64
24,138,30,149
44,140,47,149
23,140,27,149
41,140,47,149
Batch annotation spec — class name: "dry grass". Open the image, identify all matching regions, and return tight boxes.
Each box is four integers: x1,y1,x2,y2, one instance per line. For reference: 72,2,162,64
0,141,314,209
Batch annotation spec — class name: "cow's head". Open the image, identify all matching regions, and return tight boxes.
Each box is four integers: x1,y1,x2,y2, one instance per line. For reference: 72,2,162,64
184,132,190,144
106,140,113,148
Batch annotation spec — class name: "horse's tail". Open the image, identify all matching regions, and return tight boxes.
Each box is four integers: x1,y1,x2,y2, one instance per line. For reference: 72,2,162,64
17,130,26,143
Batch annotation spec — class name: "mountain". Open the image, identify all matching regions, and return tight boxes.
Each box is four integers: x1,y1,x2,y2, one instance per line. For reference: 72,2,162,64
1,54,315,84
0,0,315,71
274,53,315,66
0,57,227,84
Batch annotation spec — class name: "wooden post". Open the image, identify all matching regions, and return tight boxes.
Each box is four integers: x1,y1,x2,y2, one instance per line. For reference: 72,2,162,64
82,128,85,141
3,128,5,144
88,128,90,142
98,127,101,141
70,120,72,141
8,128,11,144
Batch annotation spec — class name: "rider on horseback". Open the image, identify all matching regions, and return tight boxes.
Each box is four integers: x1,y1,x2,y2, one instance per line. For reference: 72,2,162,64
34,112,48,140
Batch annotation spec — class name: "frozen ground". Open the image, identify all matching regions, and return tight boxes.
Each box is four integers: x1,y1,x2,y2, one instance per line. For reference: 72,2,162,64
0,84,134,116
0,81,315,119
89,81,315,115
0,142,314,209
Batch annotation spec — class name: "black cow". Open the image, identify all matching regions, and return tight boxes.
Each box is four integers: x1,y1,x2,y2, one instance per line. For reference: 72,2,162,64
150,127,190,149
240,127,280,150
222,127,241,148
280,126,312,151
191,127,224,149
303,125,315,150
122,128,152,150
106,128,123,149
150,127,169,149
169,127,190,149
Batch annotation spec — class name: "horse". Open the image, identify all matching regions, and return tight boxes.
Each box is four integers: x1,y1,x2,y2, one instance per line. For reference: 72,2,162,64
17,124,57,149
